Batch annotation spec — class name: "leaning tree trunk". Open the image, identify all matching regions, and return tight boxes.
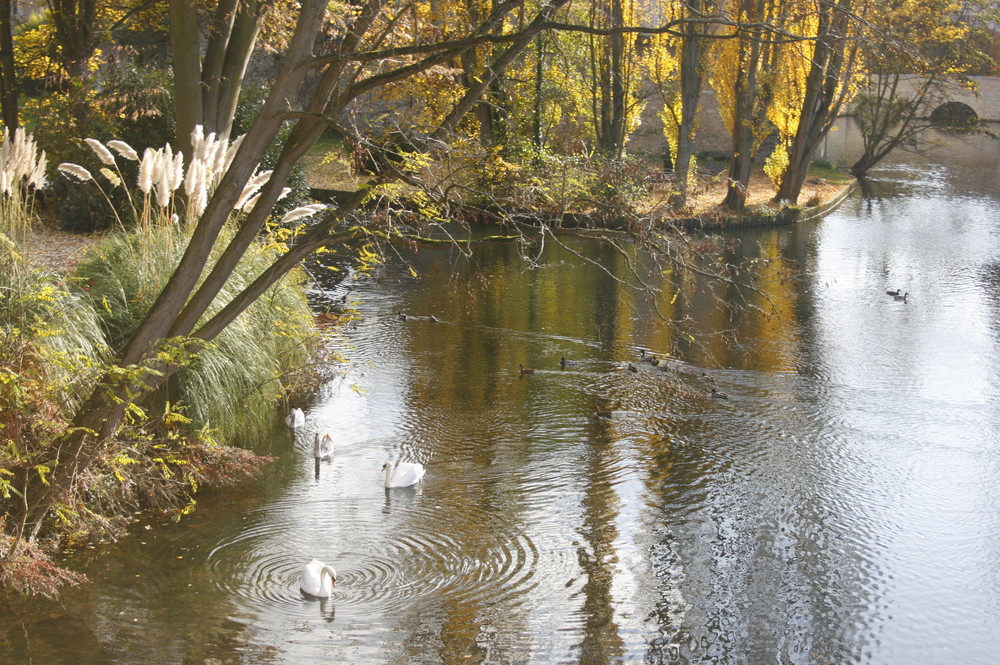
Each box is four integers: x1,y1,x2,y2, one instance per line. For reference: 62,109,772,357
9,0,539,542
775,0,858,203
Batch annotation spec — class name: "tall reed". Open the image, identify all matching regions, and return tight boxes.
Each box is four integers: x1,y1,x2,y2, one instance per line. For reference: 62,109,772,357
75,224,317,446
0,128,48,241
60,126,328,444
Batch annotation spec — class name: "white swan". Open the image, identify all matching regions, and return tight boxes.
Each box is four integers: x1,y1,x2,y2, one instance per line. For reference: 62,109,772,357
285,408,305,429
313,432,334,460
382,460,425,488
300,559,337,598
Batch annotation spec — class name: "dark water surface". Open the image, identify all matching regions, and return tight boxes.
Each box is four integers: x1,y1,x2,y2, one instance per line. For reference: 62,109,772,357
3,131,1000,664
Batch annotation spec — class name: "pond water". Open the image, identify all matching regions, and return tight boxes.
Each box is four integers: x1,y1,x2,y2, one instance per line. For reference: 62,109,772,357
3,128,1000,664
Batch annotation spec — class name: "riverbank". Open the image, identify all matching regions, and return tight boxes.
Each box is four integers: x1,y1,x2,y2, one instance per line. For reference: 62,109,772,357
665,174,856,230
24,169,855,271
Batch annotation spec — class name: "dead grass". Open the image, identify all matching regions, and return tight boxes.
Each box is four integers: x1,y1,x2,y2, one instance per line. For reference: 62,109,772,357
23,219,103,272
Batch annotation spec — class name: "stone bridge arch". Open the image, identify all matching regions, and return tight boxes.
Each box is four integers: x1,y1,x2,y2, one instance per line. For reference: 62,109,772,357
892,75,1000,122
930,101,980,128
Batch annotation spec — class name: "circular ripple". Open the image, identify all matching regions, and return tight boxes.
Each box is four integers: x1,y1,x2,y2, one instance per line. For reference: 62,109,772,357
204,490,542,615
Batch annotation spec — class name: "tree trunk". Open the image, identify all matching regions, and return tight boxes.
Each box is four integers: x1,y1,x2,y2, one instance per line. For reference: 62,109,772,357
672,0,714,205
721,9,762,213
532,35,544,152
722,71,753,213
172,0,261,158
48,0,97,78
607,0,626,158
722,103,753,211
775,0,859,203
208,0,261,139
170,0,205,158
0,0,17,131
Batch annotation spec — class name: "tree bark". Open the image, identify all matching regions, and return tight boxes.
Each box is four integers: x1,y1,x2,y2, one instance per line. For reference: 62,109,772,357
721,1,765,212
210,0,262,138
672,0,716,206
0,0,18,131
170,0,205,158
775,0,859,203
47,0,98,78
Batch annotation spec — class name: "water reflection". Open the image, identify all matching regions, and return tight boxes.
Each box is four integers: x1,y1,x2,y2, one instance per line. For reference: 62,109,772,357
3,129,1000,664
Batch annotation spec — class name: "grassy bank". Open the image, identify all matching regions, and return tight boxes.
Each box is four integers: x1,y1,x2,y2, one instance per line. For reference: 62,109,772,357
0,223,321,594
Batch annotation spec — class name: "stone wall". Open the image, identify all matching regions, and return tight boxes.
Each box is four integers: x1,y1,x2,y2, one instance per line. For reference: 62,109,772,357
626,86,732,160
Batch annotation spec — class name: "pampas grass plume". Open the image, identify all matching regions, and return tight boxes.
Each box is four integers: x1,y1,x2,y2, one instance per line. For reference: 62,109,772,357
235,170,273,210
28,153,48,189
58,163,94,182
107,140,139,161
280,204,327,224
85,138,116,166
138,148,155,193
2,128,48,193
100,167,122,187
170,151,185,191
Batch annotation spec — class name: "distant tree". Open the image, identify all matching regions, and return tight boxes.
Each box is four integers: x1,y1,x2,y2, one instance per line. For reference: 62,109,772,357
849,0,989,178
712,0,781,212
47,0,99,78
649,0,723,207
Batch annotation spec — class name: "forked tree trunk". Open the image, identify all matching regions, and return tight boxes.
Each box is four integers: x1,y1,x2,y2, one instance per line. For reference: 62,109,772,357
171,0,262,158
9,0,541,543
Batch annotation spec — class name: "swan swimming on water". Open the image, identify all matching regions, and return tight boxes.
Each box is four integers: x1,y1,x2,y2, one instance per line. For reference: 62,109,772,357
285,408,305,429
313,432,334,460
300,559,337,598
382,460,426,488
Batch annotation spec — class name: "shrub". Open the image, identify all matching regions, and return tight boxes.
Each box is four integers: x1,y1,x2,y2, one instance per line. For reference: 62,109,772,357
27,71,176,232
26,83,121,231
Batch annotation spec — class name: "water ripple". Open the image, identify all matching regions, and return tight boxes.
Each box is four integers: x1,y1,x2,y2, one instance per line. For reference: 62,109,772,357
205,486,544,617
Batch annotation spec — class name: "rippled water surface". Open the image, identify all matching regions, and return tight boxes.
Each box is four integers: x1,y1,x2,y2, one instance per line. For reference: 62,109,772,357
3,133,1000,664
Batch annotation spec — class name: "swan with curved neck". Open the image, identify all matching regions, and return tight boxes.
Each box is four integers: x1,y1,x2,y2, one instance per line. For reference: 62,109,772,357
300,559,337,598
382,460,425,488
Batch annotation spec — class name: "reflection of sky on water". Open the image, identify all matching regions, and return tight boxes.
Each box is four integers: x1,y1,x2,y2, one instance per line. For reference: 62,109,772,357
4,128,1000,665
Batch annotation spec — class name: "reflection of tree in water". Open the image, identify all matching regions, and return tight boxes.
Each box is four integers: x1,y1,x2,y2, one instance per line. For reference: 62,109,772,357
574,430,627,664
641,407,882,665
